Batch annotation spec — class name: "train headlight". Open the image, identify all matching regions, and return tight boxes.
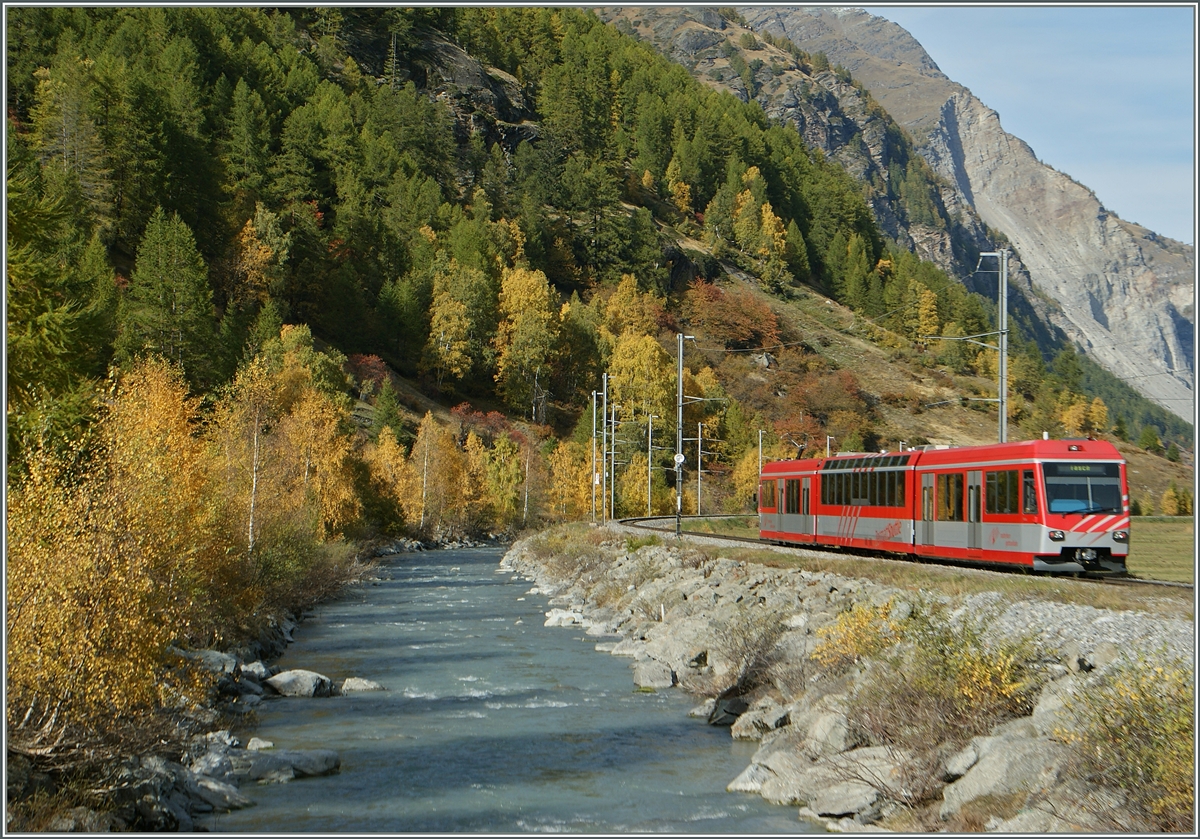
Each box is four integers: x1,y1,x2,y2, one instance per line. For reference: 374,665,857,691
1112,530,1128,543
1048,530,1066,542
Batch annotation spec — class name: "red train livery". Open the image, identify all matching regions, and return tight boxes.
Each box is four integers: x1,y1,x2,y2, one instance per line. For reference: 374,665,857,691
758,438,1129,574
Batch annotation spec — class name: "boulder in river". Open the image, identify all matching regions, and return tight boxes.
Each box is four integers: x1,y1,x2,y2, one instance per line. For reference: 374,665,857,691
265,669,336,697
632,659,676,688
340,677,384,693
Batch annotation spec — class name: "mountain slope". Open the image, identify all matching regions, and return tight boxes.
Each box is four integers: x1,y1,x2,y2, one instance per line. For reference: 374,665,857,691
740,6,1195,422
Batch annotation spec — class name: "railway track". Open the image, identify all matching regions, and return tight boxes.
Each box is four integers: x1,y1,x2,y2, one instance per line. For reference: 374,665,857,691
617,515,1194,591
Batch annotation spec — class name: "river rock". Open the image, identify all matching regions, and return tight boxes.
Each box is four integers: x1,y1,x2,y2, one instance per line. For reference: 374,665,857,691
632,659,675,688
812,779,880,820
340,677,384,693
726,762,774,793
544,608,582,627
275,749,341,777
939,736,1069,819
170,646,238,674
265,669,335,697
242,660,271,680
246,737,273,751
610,637,648,657
193,775,253,811
707,694,749,726
730,697,790,740
47,807,126,832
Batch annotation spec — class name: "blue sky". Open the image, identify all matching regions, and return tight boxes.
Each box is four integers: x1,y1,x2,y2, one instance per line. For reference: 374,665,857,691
867,5,1196,245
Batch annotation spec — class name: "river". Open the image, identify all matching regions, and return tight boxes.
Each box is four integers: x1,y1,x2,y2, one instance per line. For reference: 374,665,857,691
202,546,816,833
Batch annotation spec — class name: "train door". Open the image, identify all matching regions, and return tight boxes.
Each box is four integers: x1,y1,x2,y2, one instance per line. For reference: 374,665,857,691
967,470,982,551
799,477,812,541
919,473,935,545
758,478,778,533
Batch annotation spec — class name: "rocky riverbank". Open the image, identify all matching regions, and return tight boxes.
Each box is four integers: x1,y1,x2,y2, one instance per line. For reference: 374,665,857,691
501,525,1194,832
10,537,434,833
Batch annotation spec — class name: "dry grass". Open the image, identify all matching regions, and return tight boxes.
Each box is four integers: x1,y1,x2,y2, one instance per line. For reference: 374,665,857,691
1126,517,1194,584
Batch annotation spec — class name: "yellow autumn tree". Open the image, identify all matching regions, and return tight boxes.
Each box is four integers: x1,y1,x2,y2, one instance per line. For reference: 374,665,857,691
1088,397,1109,435
8,359,220,748
494,265,559,418
460,430,493,534
402,412,464,537
603,273,661,341
547,439,592,521
1060,394,1089,437
276,386,360,540
758,202,787,260
486,432,525,532
915,285,940,344
665,156,692,215
608,332,674,419
730,447,762,512
363,425,409,518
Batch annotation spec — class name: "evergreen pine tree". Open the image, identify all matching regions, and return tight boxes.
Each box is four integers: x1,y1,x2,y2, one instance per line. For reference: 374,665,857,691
116,207,217,385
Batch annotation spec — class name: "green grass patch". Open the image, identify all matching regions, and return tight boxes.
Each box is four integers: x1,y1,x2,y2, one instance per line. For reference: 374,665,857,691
1127,517,1194,584
682,515,759,539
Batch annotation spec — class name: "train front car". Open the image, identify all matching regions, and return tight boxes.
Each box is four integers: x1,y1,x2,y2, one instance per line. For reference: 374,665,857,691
1034,441,1130,574
911,438,1130,574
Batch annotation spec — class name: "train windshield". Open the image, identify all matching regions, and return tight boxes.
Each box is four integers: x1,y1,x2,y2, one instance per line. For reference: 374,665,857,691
1041,462,1123,514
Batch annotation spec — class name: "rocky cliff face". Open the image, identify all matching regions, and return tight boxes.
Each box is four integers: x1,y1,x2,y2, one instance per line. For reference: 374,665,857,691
741,6,1195,422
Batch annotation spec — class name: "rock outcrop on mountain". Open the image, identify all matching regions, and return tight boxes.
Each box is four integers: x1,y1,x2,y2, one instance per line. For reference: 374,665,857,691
740,6,1194,422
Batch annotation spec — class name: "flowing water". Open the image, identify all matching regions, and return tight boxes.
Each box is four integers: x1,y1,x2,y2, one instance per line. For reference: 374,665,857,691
203,547,817,833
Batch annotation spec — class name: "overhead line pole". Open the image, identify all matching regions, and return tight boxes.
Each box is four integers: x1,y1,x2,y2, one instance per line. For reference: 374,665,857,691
601,374,608,524
647,414,658,517
591,390,597,524
672,333,691,537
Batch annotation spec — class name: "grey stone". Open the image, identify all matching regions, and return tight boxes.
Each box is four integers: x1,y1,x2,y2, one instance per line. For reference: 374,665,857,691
942,738,987,782
1089,641,1120,671
246,737,274,751
340,677,384,693
610,638,647,657
265,669,335,697
812,780,880,819
726,762,774,793
730,698,790,741
939,737,1069,819
274,749,341,777
707,694,749,726
632,659,675,689
192,776,253,811
170,647,238,674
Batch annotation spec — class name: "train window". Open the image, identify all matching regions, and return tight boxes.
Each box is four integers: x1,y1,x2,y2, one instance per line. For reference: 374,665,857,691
760,481,776,509
937,473,964,521
985,470,1020,514
1042,462,1122,514
1022,470,1037,514
896,472,905,507
785,479,800,514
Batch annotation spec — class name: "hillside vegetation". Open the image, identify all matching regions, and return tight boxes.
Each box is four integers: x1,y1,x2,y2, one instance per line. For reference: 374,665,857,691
5,6,1193,783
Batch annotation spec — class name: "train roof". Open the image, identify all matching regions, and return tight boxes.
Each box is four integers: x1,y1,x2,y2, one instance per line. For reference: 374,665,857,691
760,438,1124,475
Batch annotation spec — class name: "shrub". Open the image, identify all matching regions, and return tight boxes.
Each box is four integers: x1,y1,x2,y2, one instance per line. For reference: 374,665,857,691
712,604,786,694
1058,652,1194,832
625,534,661,552
810,599,902,672
842,599,1042,808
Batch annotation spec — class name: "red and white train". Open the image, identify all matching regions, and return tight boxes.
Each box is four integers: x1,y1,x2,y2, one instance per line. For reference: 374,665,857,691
758,438,1130,574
